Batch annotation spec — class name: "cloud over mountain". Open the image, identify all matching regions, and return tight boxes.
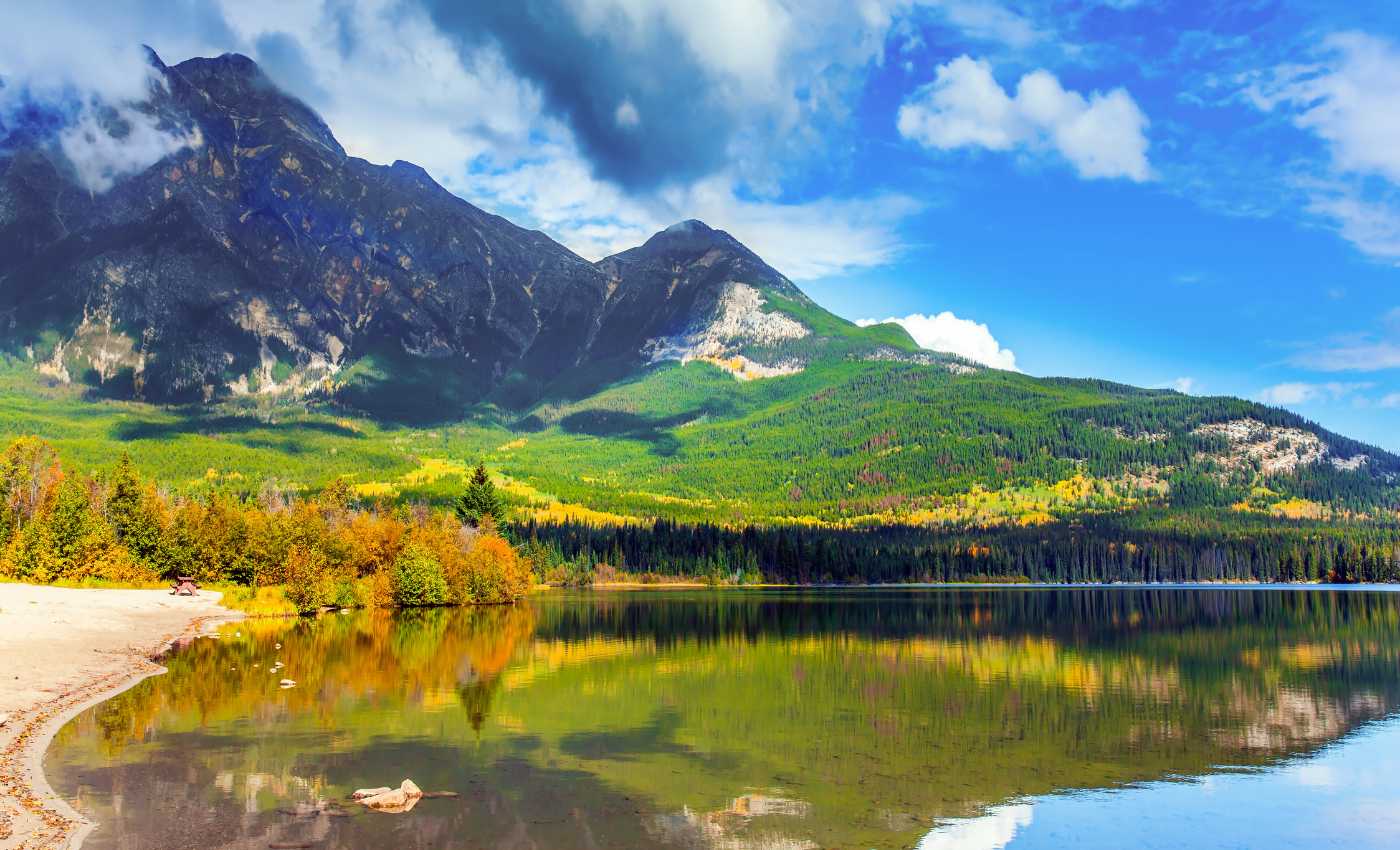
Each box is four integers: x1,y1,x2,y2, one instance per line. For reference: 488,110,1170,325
858,311,1018,370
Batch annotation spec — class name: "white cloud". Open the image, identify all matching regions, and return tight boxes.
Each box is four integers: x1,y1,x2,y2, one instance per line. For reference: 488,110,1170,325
59,103,202,193
1249,33,1400,183
1257,381,1372,405
0,5,216,106
1291,340,1400,372
936,1,1042,49
212,0,930,278
857,311,1018,370
0,5,214,193
1246,33,1400,262
1168,377,1199,394
897,55,1151,181
0,0,1044,279
614,98,640,128
1380,392,1400,409
1305,190,1400,262
219,1,544,181
473,155,921,277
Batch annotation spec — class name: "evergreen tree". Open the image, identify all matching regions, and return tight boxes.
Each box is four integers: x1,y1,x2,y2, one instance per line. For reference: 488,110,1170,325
106,452,163,569
456,461,505,529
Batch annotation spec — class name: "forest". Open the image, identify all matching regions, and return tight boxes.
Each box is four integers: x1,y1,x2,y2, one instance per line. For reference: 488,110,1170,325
514,512,1400,585
0,437,531,611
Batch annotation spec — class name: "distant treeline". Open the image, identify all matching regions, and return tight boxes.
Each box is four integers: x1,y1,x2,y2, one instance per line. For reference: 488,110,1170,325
515,514,1400,584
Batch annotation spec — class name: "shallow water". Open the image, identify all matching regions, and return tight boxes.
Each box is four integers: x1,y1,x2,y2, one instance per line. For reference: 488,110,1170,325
45,587,1400,849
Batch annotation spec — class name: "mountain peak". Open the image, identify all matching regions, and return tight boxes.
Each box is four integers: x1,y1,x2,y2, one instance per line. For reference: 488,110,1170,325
172,52,266,84
638,218,745,258
664,218,713,233
167,51,344,161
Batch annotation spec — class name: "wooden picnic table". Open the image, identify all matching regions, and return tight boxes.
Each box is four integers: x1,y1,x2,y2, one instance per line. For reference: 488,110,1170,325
170,576,200,596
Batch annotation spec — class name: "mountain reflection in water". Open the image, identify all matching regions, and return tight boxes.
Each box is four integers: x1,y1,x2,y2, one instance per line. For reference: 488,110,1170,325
45,588,1400,850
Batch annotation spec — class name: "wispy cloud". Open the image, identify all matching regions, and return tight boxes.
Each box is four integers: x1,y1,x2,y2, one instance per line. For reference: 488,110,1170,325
1244,32,1400,262
1257,381,1373,405
1289,337,1400,373
471,155,922,277
0,6,209,193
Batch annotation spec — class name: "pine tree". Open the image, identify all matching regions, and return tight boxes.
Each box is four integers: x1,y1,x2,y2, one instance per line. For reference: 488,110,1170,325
456,461,505,529
106,452,163,569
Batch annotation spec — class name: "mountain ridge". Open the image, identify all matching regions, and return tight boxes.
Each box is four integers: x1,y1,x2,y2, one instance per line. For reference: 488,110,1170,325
5,50,893,416
1,50,1397,528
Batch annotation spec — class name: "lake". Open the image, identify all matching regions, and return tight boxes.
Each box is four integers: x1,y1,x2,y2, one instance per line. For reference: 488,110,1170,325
46,587,1400,850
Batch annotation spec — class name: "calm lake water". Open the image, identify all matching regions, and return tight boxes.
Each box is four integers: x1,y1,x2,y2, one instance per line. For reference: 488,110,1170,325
46,587,1400,850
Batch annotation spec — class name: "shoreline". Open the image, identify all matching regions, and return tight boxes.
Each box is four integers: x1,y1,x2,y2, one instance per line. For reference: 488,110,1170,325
546,579,1391,591
0,585,239,850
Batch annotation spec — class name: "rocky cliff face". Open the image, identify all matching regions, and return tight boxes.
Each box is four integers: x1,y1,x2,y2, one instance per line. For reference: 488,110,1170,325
0,51,846,418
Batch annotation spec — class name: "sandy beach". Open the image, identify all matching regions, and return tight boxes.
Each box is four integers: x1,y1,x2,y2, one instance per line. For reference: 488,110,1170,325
0,584,237,850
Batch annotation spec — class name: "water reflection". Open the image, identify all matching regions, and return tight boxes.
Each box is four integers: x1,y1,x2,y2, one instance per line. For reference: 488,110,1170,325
916,804,1032,850
45,588,1400,849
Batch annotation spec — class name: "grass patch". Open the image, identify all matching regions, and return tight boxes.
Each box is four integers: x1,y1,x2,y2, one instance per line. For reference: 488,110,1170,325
217,585,300,617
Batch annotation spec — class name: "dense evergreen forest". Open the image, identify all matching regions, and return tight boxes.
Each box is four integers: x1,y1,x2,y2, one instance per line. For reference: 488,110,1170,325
515,513,1400,585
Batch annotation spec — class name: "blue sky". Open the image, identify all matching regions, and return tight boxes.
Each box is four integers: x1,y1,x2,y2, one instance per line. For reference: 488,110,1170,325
3,1,1399,449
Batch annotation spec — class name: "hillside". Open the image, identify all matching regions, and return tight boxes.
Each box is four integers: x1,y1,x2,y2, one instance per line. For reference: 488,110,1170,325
1,50,1398,548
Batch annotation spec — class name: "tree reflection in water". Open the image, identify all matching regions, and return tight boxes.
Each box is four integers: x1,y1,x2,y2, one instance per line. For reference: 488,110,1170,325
45,588,1400,850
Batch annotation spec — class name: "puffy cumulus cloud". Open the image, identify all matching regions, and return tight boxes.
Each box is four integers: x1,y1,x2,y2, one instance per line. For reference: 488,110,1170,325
897,55,1151,181
1246,33,1400,261
1256,381,1372,405
856,312,1018,370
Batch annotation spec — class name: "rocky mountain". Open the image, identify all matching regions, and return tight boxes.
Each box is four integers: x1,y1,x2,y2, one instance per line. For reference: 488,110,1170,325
0,50,912,419
2,49,1397,521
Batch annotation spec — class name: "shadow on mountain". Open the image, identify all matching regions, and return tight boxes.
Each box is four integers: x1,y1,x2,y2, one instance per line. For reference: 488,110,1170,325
334,345,490,426
557,409,684,456
114,414,363,442
80,367,138,400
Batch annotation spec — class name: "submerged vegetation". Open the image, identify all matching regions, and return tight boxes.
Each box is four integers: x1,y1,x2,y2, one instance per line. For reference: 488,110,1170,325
0,436,531,611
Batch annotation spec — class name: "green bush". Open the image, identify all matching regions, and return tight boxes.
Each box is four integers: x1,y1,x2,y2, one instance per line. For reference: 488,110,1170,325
284,545,338,614
391,544,447,606
330,577,363,608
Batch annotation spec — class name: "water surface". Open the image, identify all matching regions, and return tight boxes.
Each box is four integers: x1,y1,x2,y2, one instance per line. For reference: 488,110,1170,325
46,587,1400,849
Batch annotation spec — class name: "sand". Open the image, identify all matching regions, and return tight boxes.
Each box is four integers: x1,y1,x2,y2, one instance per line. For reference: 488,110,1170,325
0,583,238,850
